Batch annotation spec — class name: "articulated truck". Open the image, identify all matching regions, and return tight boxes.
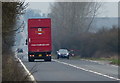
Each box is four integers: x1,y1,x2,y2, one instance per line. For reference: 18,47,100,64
27,18,52,62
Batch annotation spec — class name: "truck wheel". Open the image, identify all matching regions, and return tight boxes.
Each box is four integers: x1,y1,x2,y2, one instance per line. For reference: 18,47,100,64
44,56,51,62
57,56,59,59
47,58,51,61
28,57,34,62
67,56,69,59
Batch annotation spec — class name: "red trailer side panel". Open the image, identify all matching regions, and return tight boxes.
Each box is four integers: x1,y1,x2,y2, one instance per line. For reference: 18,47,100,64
28,18,52,52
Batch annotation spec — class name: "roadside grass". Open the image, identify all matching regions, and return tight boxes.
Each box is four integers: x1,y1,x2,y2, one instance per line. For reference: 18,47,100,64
80,57,119,65
69,55,119,65
110,59,120,65
2,52,31,82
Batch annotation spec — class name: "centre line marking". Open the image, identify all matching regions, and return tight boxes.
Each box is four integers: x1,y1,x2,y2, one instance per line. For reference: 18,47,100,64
53,59,120,81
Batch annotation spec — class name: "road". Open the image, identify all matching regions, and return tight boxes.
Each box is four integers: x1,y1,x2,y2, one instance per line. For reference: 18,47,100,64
18,53,119,82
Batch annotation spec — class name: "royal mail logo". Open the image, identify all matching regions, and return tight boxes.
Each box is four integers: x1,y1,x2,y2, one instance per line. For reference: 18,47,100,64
35,28,44,35
38,28,42,31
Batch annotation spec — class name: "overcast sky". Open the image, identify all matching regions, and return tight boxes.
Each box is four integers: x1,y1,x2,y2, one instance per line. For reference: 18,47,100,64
25,0,119,17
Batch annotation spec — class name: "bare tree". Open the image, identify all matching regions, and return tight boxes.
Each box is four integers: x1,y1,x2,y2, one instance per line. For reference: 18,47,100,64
2,1,29,81
50,2,101,51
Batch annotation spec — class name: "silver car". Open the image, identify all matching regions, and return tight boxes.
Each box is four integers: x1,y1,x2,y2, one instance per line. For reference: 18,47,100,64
57,49,69,59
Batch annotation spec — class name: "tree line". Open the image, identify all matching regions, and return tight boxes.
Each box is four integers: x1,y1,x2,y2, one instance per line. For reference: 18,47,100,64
49,2,118,58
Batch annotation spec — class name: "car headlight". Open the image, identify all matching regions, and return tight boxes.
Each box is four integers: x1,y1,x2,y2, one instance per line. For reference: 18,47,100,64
58,53,61,55
66,53,69,55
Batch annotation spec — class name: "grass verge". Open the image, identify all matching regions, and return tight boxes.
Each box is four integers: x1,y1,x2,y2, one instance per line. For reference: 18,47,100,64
80,57,119,65
2,52,32,82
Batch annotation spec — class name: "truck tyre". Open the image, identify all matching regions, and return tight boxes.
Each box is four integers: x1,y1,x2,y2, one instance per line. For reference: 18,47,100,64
47,58,51,61
44,56,51,62
57,56,59,59
28,57,34,62
67,56,69,59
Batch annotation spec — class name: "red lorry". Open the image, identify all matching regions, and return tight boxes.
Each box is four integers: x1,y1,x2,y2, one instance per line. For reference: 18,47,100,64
27,18,52,62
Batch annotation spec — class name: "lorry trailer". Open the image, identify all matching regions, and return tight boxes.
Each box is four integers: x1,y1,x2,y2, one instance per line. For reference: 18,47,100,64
27,18,52,62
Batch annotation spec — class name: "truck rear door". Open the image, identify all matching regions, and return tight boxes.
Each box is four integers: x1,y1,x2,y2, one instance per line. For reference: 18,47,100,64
28,19,51,52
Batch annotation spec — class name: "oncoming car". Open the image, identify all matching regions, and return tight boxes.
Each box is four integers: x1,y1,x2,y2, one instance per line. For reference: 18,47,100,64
17,48,23,53
16,48,24,59
57,49,69,59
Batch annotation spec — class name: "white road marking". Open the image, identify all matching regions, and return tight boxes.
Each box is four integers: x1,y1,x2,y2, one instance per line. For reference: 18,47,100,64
53,59,120,81
17,57,36,82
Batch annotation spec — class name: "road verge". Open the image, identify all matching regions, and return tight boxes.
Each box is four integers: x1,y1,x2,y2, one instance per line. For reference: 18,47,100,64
17,57,36,83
